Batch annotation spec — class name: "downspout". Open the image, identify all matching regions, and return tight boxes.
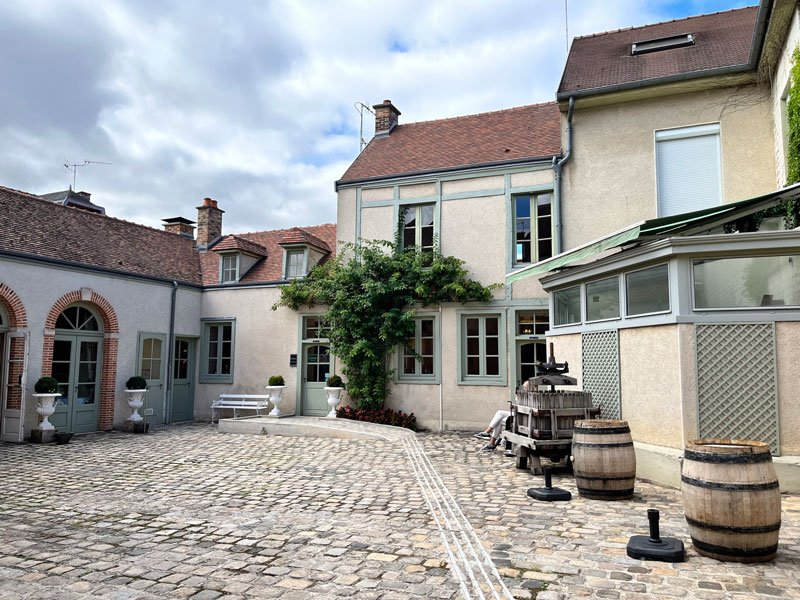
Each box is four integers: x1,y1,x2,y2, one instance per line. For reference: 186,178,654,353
552,96,575,255
438,305,443,433
165,280,178,423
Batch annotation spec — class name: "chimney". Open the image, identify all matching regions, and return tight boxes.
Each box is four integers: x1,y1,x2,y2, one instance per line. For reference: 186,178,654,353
196,198,224,248
373,99,401,136
162,216,196,239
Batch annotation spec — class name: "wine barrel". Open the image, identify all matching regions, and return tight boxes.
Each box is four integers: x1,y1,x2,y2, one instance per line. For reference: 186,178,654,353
572,419,636,500
682,439,781,563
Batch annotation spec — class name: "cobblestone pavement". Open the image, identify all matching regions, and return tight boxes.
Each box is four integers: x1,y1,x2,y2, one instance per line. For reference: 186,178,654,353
0,425,797,600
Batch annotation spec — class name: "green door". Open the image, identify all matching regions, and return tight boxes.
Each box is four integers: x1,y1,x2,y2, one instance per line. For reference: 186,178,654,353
170,337,194,422
137,333,166,426
51,335,101,433
302,343,331,416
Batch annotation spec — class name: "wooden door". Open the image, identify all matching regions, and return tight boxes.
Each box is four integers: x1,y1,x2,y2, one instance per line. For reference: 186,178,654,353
170,337,194,422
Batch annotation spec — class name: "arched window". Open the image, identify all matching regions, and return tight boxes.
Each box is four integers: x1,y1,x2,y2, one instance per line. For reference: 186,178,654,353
56,305,100,331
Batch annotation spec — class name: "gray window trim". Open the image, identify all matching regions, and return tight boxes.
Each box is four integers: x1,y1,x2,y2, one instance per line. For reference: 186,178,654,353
457,311,507,386
397,312,441,384
511,191,554,267
624,263,671,317
200,319,235,383
220,253,240,284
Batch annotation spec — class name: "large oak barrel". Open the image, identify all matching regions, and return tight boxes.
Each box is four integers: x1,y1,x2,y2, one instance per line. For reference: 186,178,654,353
572,419,636,500
682,439,781,563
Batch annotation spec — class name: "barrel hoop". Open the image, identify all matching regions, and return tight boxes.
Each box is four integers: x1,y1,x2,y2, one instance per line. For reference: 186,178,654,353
572,441,634,449
577,487,634,498
691,538,778,558
681,475,779,492
574,426,631,435
684,449,772,464
575,475,635,482
685,516,781,534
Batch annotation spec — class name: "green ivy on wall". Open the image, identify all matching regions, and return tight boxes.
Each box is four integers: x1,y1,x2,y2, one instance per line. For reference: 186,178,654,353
783,46,800,228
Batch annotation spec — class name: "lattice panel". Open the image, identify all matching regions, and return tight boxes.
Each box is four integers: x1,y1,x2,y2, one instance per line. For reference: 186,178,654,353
696,323,779,455
582,331,620,419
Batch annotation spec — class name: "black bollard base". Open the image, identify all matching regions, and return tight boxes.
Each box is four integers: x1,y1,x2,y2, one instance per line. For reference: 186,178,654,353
626,535,685,562
527,486,572,501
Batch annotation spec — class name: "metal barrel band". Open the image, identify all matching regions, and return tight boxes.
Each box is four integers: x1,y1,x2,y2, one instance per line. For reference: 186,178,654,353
575,474,635,482
574,426,630,435
683,449,772,464
685,516,781,534
572,441,634,449
691,538,778,558
576,487,634,498
681,474,780,492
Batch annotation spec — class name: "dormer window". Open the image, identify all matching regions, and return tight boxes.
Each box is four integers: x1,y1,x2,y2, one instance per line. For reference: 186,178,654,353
632,34,694,56
285,249,306,279
221,253,239,283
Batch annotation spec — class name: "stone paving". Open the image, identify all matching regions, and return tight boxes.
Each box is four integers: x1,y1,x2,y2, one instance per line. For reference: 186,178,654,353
0,424,797,600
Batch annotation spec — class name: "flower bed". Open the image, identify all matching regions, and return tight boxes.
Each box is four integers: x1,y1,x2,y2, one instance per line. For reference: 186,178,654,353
335,406,417,431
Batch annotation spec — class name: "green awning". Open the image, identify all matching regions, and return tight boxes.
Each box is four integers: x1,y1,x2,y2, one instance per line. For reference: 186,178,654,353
506,183,800,285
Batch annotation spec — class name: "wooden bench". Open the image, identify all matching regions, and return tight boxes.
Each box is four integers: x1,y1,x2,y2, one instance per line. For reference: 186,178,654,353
211,394,271,423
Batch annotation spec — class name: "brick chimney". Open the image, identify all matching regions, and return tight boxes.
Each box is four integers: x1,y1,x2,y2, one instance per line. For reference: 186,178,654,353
373,99,401,136
196,198,224,248
162,216,196,239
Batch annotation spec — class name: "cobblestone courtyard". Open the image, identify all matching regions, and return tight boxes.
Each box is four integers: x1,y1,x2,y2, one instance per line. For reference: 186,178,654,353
0,424,798,599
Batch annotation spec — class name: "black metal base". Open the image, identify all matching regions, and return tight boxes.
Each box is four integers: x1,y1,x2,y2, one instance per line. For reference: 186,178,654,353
527,486,572,501
626,535,686,562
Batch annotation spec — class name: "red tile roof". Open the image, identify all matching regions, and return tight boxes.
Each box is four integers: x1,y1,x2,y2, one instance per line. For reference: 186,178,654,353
558,7,758,99
0,185,203,285
278,227,332,252
337,102,561,186
212,235,268,257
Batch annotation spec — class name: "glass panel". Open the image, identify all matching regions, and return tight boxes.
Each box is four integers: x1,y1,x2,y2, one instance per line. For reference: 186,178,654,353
420,204,434,226
537,194,552,212
517,312,535,335
586,277,620,321
222,325,232,342
52,362,70,383
76,384,95,405
306,363,317,381
466,318,479,336
420,319,433,337
486,357,499,376
466,337,479,355
208,358,217,374
78,362,96,383
420,338,433,356
57,384,69,404
304,316,319,339
56,307,77,330
520,343,537,362
209,327,219,342
53,339,72,362
516,241,531,264
537,218,551,240
538,240,552,261
485,318,498,336
485,337,498,356
77,307,99,331
514,196,531,219
554,286,581,325
403,229,416,249
421,357,433,375
221,359,231,375
80,342,98,362
403,357,416,374
626,265,670,315
404,209,416,227
421,226,434,249
693,255,800,309
467,356,480,375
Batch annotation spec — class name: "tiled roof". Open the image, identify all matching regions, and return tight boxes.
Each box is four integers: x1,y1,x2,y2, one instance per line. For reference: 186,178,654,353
0,185,202,285
278,227,332,252
337,102,561,186
212,235,268,257
558,6,758,99
201,223,336,285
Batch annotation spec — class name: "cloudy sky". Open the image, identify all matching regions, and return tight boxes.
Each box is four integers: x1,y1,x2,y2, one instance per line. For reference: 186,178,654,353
0,0,752,234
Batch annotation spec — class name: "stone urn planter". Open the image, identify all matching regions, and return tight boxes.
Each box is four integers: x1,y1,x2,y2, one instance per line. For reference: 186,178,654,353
266,375,285,417
33,393,60,431
125,376,148,424
324,375,344,418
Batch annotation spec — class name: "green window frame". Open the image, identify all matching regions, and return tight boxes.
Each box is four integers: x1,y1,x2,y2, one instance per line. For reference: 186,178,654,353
626,264,670,316
402,203,435,253
221,254,239,283
200,320,235,383
553,285,581,326
585,276,621,322
513,192,553,266
285,248,307,279
458,313,506,385
398,315,439,383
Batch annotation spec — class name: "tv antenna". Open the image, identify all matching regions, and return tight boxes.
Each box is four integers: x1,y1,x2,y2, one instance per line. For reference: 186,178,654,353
64,160,113,189
564,0,570,55
354,102,374,153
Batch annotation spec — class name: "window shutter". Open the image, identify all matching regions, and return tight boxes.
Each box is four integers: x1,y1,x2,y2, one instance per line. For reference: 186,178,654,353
656,124,721,217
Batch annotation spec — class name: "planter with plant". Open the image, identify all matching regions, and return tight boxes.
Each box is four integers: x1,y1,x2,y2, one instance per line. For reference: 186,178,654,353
266,374,286,416
125,376,148,423
324,374,344,418
33,376,60,432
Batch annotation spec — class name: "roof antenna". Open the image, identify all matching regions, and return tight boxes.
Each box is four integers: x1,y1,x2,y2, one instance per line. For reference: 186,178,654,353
354,102,374,153
564,0,570,55
64,160,113,190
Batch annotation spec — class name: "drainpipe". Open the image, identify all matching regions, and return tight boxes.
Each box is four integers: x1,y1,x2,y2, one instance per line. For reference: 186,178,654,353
438,305,443,433
165,280,178,423
552,96,575,255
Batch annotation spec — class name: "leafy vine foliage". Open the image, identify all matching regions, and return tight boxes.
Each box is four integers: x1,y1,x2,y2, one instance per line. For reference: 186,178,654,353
274,239,497,409
784,46,800,228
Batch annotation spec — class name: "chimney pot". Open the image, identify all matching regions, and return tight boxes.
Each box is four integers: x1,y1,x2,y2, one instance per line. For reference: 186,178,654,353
372,99,401,136
196,198,224,248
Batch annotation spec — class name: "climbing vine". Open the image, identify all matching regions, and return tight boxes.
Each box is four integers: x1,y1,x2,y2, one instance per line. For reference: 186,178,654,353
782,46,800,228
274,236,497,410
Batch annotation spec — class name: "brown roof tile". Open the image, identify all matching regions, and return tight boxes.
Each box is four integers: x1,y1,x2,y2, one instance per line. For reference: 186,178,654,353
558,7,758,99
337,102,561,186
0,185,202,285
278,227,332,252
212,235,268,257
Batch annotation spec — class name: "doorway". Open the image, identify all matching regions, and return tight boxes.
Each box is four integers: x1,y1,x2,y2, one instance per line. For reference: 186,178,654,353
137,333,166,426
170,337,195,422
302,343,331,416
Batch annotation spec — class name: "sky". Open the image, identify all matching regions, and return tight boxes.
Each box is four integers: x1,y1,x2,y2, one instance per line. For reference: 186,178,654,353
0,0,753,234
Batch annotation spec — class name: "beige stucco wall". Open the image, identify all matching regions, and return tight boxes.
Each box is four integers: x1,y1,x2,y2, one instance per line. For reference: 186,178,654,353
441,197,505,288
336,187,356,247
510,276,547,301
546,333,583,388
442,175,505,195
510,169,554,188
777,321,800,454
361,186,393,202
359,205,394,244
771,8,800,187
400,183,436,198
562,85,777,251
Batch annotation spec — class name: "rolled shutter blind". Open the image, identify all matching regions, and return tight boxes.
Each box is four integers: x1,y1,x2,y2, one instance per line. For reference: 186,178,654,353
656,124,721,217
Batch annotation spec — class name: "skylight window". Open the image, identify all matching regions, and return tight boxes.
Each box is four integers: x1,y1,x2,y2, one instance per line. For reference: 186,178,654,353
632,34,694,56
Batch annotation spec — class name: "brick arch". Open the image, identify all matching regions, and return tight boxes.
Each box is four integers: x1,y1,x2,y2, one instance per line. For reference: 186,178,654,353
0,282,28,328
42,289,119,431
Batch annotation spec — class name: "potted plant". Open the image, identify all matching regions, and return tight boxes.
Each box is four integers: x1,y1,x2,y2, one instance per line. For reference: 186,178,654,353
125,375,148,424
324,374,344,418
33,376,60,432
266,374,286,416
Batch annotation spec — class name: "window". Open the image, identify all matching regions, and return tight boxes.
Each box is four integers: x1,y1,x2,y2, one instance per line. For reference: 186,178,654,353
399,316,438,382
693,255,800,309
626,265,670,315
460,314,505,384
221,254,239,283
201,321,234,382
286,249,306,278
586,276,620,322
632,34,693,55
56,306,99,331
402,204,434,253
516,311,548,336
513,192,553,265
303,316,330,340
553,286,581,326
656,124,721,217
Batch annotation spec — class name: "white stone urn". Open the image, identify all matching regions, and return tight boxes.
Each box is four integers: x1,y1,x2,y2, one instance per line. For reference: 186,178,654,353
125,389,147,423
33,393,61,431
324,387,343,418
266,385,286,416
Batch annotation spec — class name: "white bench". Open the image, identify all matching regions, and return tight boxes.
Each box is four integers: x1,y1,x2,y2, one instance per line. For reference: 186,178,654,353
211,394,271,423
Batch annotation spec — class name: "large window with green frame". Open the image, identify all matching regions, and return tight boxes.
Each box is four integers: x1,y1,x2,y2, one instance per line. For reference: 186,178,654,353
513,192,553,266
398,315,438,383
402,203,435,254
200,320,235,383
459,313,505,384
